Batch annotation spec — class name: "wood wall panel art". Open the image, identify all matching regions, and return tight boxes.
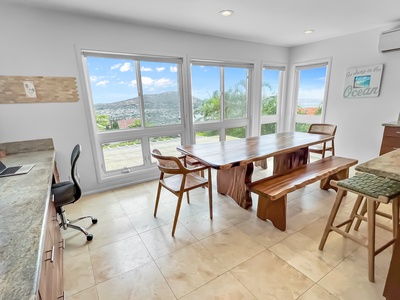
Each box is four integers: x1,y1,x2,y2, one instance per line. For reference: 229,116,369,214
0,76,79,104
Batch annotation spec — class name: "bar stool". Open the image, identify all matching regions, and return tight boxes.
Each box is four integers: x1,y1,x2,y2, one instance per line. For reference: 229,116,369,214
319,172,400,282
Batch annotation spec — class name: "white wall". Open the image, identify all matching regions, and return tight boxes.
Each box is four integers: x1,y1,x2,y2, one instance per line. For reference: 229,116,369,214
0,3,289,194
289,27,400,164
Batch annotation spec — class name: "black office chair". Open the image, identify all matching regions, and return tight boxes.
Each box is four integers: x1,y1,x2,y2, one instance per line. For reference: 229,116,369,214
51,144,97,241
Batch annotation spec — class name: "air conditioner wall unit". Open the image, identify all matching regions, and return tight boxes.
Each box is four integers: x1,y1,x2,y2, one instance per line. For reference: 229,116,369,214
379,28,400,53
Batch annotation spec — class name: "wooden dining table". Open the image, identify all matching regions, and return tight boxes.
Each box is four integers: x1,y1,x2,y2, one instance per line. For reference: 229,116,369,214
177,132,333,209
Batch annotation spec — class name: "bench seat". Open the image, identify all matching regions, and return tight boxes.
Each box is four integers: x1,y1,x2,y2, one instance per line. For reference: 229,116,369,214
247,156,358,231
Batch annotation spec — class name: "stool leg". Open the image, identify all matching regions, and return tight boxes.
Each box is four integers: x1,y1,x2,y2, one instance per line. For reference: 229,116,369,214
367,198,376,282
392,198,399,240
345,195,364,233
354,199,367,231
319,188,347,250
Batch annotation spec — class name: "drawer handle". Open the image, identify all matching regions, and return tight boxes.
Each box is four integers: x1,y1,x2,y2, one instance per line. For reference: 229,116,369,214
45,245,55,263
60,239,65,249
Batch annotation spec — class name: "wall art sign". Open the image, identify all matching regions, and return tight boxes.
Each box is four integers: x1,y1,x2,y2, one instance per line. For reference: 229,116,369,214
343,64,383,98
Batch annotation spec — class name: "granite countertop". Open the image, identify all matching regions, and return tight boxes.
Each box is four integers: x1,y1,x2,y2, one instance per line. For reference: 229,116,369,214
382,120,400,127
0,139,55,300
356,148,400,181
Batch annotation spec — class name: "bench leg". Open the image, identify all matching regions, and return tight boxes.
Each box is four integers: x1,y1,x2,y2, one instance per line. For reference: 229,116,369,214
257,195,287,231
320,168,349,191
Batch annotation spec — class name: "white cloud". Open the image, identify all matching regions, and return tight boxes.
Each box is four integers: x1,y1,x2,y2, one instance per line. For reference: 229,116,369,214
169,66,177,72
89,75,98,83
141,66,153,72
141,77,174,87
96,80,110,87
141,77,154,86
130,80,138,87
156,67,165,72
120,62,132,72
111,63,122,70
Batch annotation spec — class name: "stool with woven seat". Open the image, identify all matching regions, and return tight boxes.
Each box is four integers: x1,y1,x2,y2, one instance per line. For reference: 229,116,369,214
319,172,400,282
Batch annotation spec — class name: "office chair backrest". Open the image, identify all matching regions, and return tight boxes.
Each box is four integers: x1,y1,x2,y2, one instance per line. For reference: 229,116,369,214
70,144,82,201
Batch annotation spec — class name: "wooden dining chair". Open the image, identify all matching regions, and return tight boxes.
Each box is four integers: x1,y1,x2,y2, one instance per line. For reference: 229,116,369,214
308,123,337,161
151,149,213,236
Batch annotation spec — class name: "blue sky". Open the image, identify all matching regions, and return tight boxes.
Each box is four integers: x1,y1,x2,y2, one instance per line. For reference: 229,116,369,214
86,56,326,105
86,57,179,104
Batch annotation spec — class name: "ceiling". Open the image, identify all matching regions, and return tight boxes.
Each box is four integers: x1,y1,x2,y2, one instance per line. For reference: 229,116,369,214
4,0,400,47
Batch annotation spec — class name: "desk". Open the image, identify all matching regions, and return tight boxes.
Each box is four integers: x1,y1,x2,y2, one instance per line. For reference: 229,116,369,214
355,150,400,298
177,132,332,209
0,139,57,300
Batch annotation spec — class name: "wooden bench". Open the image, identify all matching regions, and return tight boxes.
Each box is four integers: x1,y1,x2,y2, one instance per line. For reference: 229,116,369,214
247,156,358,231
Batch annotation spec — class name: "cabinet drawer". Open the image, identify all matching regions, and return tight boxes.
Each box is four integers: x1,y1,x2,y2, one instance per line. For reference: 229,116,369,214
380,136,400,155
383,126,400,137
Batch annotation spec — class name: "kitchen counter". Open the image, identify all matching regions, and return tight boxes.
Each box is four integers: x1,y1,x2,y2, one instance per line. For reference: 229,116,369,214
356,148,400,181
0,138,55,300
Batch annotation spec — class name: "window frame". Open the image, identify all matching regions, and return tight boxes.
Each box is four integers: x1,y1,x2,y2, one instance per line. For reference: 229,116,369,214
189,59,254,142
260,64,286,134
80,50,186,182
290,58,332,130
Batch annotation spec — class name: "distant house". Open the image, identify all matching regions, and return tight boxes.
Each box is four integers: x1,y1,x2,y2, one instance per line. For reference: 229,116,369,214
117,119,137,129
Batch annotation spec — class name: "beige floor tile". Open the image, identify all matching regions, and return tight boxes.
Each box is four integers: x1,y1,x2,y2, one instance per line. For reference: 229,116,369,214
63,229,90,259
155,242,227,298
231,250,314,300
118,192,157,214
297,284,339,300
64,252,95,296
318,258,386,300
180,272,256,300
79,191,119,208
96,262,175,300
87,215,137,250
201,226,265,270
140,222,197,259
299,217,361,255
162,193,211,220
63,176,393,300
128,205,174,234
112,184,150,201
286,202,322,231
269,232,350,282
290,190,337,217
213,201,253,226
180,211,233,240
67,287,99,300
345,243,393,279
81,201,126,223
90,235,153,284
235,217,296,248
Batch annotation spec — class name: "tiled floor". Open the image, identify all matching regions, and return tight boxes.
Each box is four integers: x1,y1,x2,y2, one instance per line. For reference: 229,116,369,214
63,160,394,300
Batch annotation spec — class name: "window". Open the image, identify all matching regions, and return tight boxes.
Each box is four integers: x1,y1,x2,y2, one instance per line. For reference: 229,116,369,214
82,51,184,180
191,61,252,143
292,60,331,132
260,66,285,135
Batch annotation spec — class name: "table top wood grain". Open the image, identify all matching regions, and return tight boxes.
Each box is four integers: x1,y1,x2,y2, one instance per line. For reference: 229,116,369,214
177,132,333,170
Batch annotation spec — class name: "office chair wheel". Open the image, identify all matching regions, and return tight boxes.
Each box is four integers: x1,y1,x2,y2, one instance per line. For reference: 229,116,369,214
92,218,98,224
86,234,93,241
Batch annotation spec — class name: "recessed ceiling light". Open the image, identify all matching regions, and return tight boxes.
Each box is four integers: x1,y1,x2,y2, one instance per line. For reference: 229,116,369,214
304,30,315,34
219,10,234,17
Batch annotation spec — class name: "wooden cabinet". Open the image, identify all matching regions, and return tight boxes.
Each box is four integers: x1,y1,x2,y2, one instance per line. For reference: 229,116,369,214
38,198,64,300
380,125,400,155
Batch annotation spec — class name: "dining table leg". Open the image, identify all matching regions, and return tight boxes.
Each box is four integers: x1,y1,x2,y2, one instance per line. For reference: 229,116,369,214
217,162,254,209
